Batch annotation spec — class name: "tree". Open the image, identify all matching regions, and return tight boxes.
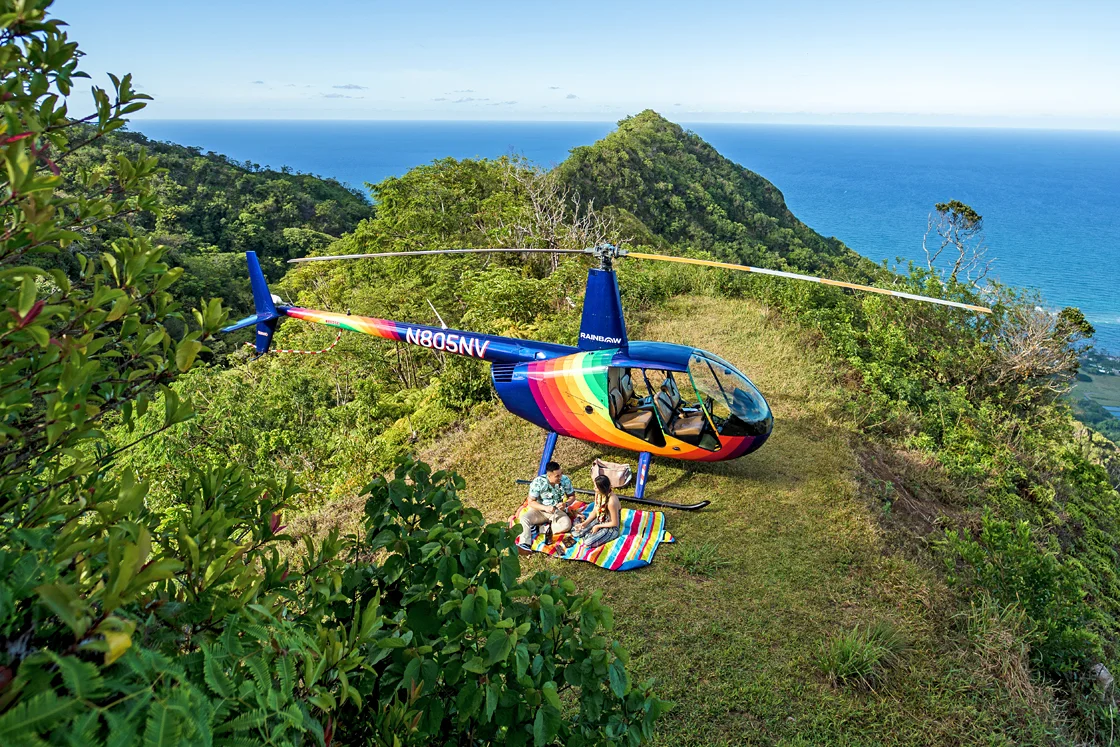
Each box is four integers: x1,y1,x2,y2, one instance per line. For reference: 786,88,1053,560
0,2,663,744
923,199,993,286
991,302,1095,403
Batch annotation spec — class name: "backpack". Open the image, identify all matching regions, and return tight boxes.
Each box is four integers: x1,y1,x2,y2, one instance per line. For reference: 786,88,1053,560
591,458,632,489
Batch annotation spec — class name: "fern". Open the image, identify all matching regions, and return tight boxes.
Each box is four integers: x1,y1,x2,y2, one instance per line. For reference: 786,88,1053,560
202,646,235,699
103,709,140,747
50,653,106,700
0,692,81,740
276,655,295,702
65,711,101,745
244,654,270,694
220,618,246,658
142,701,182,747
6,730,52,747
214,708,270,735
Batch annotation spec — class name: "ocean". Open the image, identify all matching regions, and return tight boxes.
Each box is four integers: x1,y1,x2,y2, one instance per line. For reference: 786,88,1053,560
134,120,1120,353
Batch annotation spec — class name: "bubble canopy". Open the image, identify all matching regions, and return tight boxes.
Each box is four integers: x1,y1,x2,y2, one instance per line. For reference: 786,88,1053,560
687,352,773,437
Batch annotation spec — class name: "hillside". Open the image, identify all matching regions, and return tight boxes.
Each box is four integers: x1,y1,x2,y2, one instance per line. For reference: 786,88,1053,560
558,111,867,274
55,127,372,321
115,115,1120,741
9,4,1118,743
296,296,1066,745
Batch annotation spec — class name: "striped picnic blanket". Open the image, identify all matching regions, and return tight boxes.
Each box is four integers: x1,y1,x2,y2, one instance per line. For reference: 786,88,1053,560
523,501,675,571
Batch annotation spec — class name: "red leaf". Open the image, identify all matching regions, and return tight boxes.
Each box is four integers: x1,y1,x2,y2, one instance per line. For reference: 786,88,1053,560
44,157,60,176
14,300,45,329
2,131,33,144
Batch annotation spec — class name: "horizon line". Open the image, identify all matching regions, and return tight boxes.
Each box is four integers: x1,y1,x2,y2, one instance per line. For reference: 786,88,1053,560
127,117,1120,134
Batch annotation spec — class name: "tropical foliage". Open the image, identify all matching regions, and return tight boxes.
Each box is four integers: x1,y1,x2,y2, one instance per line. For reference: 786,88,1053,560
0,2,661,744
6,0,1120,740
44,123,372,327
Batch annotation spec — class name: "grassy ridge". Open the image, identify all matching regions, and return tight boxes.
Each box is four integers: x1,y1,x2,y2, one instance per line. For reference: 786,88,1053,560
299,296,1064,745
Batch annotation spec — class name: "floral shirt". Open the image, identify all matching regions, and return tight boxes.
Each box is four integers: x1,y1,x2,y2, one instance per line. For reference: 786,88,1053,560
528,474,574,507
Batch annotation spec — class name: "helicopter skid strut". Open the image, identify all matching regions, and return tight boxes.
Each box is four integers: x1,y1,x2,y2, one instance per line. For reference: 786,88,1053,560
529,434,709,511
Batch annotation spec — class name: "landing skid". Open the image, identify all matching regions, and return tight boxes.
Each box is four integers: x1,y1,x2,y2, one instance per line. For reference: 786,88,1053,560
513,479,710,511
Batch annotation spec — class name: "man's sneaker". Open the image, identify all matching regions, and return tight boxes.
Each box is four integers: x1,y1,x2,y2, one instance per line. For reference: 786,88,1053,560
515,540,533,555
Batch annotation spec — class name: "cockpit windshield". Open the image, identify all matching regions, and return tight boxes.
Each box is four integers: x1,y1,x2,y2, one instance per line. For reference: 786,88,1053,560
687,353,772,437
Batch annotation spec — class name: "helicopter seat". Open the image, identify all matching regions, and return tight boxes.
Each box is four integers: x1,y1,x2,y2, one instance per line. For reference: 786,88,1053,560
655,386,706,439
619,371,637,403
610,388,654,437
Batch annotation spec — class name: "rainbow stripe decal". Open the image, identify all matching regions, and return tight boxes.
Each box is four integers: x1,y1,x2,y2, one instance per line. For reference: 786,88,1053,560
284,307,404,340
512,351,757,462
283,308,495,359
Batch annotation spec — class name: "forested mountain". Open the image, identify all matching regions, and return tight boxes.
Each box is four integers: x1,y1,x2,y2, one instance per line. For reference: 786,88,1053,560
558,110,865,274
55,127,372,318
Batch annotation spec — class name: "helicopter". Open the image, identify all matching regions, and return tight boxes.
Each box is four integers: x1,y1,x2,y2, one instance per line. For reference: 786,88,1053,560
222,243,991,510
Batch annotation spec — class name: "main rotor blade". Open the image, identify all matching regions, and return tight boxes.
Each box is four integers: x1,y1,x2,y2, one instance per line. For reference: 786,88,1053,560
625,252,993,313
288,248,591,263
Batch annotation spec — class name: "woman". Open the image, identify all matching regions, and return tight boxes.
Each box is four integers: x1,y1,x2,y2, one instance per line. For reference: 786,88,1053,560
567,475,622,549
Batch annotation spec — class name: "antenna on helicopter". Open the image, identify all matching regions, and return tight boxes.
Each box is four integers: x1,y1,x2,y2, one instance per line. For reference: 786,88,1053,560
426,298,448,330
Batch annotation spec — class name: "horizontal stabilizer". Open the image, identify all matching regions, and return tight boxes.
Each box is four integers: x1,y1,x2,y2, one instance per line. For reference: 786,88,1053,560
220,314,263,333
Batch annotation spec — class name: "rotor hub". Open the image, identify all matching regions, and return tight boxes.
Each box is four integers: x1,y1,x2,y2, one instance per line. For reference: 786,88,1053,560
588,242,626,271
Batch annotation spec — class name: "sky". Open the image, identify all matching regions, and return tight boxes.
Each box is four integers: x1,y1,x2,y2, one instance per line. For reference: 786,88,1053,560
57,0,1120,128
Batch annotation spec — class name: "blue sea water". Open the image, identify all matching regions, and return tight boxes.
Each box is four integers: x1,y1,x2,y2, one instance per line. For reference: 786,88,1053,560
135,120,1120,353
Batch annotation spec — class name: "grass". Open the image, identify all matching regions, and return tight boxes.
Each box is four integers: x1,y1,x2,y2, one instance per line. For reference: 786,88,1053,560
818,621,909,689
1074,370,1120,408
673,541,731,577
304,296,1072,745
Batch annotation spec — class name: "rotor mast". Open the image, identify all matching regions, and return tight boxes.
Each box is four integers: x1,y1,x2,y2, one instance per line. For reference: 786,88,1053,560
578,243,629,351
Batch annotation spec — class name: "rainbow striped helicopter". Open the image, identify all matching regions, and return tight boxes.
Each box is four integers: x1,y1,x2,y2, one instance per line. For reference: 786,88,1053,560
222,244,991,510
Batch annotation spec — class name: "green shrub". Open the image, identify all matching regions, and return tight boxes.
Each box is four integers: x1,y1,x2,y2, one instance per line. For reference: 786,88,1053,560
0,5,666,744
942,513,1102,677
817,622,908,688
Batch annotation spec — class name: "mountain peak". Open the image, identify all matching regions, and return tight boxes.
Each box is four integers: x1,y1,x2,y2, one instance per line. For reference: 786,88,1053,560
558,113,858,272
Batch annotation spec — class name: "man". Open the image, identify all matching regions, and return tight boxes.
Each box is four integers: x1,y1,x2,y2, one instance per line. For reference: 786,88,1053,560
518,460,575,549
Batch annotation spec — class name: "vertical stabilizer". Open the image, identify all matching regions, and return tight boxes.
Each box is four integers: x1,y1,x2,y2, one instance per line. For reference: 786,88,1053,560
578,268,627,350
246,251,279,354
219,251,282,355
247,250,276,319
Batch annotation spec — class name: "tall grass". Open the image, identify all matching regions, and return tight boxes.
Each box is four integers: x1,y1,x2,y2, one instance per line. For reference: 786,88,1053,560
818,621,909,688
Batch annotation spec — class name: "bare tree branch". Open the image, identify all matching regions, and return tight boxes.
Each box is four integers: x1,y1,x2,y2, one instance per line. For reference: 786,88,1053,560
923,201,994,287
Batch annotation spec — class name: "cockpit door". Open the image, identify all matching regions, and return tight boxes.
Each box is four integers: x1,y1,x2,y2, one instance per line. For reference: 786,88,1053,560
687,353,773,438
